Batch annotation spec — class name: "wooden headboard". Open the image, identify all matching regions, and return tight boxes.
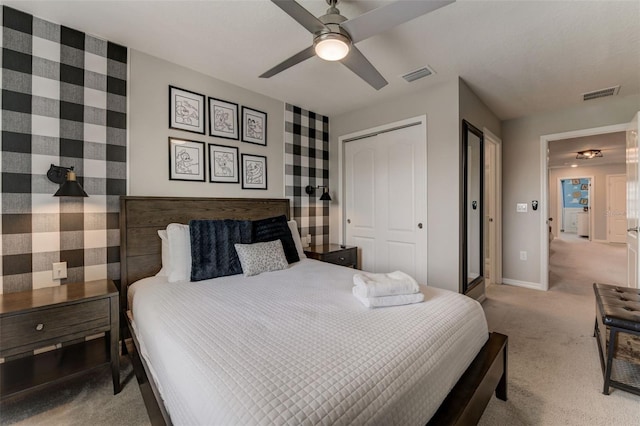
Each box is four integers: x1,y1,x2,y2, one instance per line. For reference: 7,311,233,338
119,196,290,308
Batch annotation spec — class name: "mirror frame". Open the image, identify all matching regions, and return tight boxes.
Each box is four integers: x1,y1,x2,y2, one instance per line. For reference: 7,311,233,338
461,119,484,294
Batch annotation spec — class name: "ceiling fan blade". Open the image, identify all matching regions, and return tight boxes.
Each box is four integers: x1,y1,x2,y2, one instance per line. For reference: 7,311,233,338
342,0,455,43
341,46,388,90
260,45,316,78
271,0,328,34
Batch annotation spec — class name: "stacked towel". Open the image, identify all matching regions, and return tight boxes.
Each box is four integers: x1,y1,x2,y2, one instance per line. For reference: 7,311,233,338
352,271,424,308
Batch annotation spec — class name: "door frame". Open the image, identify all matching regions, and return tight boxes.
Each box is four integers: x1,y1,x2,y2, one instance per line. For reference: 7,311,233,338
338,115,427,245
606,173,626,244
555,175,595,240
483,128,502,286
540,123,627,291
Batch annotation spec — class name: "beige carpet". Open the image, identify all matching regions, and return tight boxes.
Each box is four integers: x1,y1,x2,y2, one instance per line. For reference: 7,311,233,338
479,236,639,425
2,236,637,425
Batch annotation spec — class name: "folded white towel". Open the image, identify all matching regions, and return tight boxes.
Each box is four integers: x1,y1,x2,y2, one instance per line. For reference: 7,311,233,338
352,287,425,308
353,270,420,297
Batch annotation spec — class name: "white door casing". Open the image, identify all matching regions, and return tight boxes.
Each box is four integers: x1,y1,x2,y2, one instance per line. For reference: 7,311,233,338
607,174,626,244
343,118,427,284
627,112,639,289
483,129,502,286
540,123,627,291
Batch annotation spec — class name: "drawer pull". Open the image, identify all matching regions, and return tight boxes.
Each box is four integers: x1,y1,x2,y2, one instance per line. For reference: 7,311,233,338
35,323,44,331
339,257,345,261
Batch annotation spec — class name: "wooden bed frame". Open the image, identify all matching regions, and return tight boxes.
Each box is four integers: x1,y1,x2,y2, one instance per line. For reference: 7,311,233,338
120,196,508,426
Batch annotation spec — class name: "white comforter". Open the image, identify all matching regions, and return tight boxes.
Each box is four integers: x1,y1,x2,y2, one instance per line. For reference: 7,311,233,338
130,259,488,425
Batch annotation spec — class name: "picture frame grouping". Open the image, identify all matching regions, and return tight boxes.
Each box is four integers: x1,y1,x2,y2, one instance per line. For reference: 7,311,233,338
168,137,267,189
168,86,268,189
169,85,267,145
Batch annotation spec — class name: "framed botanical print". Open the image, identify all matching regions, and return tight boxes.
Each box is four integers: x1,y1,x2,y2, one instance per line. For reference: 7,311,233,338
241,154,267,190
168,137,205,182
208,97,239,140
169,86,205,134
241,106,267,146
209,144,239,183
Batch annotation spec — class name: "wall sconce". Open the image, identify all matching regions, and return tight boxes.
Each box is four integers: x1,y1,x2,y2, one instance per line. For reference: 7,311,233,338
47,164,88,197
305,185,331,201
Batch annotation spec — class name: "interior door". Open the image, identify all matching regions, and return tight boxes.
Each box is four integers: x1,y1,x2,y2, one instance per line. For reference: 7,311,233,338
627,112,639,289
344,124,427,283
607,174,626,243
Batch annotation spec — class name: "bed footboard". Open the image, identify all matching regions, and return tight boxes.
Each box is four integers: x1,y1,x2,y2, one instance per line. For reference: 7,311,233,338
427,332,508,425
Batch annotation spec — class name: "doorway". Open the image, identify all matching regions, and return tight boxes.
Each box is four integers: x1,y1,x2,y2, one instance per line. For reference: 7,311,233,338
556,176,593,240
484,129,502,286
540,124,628,290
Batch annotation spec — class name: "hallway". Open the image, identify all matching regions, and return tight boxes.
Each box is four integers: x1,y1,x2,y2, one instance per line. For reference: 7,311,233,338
549,233,626,292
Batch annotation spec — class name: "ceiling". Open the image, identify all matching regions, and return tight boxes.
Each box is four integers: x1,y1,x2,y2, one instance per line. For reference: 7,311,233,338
548,132,626,169
6,0,640,120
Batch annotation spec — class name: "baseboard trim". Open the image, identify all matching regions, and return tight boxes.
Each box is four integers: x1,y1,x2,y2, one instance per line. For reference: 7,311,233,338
592,239,609,243
502,278,545,291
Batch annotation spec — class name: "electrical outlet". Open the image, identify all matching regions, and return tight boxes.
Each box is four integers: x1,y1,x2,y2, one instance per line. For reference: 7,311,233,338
52,261,67,280
519,251,527,261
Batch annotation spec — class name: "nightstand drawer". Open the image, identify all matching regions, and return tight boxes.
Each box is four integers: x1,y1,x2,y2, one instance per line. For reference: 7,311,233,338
0,298,110,356
321,248,357,267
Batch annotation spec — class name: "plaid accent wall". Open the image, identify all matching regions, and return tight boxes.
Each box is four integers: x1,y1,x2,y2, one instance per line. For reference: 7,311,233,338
1,6,127,294
284,103,329,245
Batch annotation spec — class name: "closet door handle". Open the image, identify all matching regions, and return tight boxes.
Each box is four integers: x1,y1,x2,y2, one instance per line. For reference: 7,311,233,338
628,227,639,232
417,223,423,229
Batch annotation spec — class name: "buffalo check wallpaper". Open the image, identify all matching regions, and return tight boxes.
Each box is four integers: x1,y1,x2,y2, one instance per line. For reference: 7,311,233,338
284,104,330,246
1,6,127,293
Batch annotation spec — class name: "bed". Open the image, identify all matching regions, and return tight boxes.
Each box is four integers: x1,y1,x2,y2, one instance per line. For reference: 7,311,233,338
120,196,507,425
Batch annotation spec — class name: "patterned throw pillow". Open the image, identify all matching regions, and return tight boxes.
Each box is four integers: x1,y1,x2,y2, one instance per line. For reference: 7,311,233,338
234,240,289,277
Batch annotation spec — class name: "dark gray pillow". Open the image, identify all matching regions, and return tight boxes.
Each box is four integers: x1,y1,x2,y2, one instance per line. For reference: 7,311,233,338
189,219,253,281
253,215,300,264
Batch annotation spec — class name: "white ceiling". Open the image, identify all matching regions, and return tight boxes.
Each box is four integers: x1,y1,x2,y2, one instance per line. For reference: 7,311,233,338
6,0,640,120
548,132,626,169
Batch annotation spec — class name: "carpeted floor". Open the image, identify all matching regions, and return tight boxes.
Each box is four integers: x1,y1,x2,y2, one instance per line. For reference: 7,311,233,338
1,236,637,425
478,236,639,425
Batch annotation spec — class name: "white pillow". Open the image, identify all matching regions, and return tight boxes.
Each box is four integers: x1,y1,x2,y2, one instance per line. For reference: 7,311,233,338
234,240,289,277
287,220,306,259
167,223,192,282
155,229,169,276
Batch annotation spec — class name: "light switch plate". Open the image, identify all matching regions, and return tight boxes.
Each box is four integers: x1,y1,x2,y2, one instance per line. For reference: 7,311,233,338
52,261,67,280
516,203,528,213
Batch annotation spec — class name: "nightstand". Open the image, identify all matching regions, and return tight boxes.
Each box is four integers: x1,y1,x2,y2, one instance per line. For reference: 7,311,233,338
304,244,358,268
0,279,120,398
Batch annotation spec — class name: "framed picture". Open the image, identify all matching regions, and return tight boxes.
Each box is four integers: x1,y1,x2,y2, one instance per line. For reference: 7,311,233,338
241,154,267,190
169,86,205,134
208,97,239,140
241,106,267,146
168,137,205,182
209,144,239,183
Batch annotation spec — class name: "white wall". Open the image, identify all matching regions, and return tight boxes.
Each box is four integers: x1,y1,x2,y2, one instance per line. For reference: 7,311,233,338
549,163,625,241
502,94,639,285
330,79,460,292
129,50,285,198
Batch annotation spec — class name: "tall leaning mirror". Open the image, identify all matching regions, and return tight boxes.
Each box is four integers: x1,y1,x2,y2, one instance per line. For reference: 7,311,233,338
461,120,484,295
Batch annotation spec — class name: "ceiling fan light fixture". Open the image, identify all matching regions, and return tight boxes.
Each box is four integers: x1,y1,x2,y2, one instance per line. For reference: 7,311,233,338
314,33,350,61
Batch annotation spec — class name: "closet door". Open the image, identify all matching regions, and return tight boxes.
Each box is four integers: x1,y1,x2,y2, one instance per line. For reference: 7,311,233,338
344,124,427,283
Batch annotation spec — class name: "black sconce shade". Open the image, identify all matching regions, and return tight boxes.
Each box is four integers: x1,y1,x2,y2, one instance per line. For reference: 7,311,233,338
47,164,88,197
305,185,331,201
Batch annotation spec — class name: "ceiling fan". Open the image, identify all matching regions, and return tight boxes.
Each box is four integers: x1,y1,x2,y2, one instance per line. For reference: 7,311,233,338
260,0,455,90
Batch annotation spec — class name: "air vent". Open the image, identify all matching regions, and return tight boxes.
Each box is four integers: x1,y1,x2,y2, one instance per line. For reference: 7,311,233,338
401,66,434,83
582,86,620,101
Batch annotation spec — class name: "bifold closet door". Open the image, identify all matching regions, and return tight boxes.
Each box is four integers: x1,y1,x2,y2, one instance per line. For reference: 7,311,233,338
344,124,427,284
